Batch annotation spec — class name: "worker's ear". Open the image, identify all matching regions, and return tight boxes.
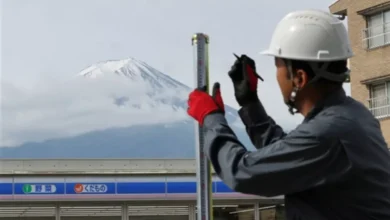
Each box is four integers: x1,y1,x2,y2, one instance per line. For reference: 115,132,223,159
293,69,308,89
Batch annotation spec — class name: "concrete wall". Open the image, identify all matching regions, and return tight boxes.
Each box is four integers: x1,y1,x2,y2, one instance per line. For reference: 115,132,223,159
0,159,201,175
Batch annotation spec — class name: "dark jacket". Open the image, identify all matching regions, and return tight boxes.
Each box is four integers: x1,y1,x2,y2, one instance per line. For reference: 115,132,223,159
203,88,390,220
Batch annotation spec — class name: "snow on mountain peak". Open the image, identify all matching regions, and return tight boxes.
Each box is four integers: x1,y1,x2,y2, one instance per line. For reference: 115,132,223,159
79,57,189,91
75,57,241,127
76,57,193,124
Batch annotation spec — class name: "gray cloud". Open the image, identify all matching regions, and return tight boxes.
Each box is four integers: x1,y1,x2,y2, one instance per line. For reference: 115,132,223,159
1,75,189,146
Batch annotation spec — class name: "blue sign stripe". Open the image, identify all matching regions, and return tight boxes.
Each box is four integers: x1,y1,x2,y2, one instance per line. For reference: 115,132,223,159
0,183,12,195
14,183,65,195
167,182,196,193
117,182,165,194
66,183,115,194
2,181,236,195
167,182,217,193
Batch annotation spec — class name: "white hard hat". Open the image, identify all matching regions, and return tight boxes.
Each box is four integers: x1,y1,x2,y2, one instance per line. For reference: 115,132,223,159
261,9,354,61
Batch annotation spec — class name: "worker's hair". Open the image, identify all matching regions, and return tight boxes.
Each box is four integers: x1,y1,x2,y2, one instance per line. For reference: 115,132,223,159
290,60,348,87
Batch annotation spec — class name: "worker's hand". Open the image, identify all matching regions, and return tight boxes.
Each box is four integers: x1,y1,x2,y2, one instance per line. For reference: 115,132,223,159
228,54,259,107
187,82,225,125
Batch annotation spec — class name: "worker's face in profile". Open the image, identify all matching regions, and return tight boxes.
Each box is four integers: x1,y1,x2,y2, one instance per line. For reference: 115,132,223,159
275,58,293,104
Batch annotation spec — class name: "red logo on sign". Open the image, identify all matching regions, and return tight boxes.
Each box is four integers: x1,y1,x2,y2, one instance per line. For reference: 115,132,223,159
74,183,83,193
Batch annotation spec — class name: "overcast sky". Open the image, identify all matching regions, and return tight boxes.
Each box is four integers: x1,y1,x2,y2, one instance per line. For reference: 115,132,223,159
0,0,349,147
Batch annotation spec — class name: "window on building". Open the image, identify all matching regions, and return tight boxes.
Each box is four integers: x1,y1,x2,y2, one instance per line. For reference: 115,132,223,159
369,81,390,118
364,9,390,49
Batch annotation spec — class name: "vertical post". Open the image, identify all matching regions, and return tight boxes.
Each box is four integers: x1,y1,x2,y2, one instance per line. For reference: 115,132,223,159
188,204,196,220
191,33,213,220
254,203,260,220
55,204,60,220
121,203,129,220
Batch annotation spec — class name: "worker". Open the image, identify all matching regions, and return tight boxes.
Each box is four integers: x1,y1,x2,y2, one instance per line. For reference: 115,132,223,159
187,9,390,220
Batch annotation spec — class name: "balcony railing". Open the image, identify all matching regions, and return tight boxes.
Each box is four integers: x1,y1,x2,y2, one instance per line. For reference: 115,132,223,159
362,22,390,49
368,96,390,119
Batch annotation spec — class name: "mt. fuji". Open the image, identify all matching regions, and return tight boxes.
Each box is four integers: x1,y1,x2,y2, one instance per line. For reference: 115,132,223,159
0,57,253,158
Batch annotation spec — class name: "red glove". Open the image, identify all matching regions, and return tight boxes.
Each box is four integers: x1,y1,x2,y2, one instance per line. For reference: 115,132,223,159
187,82,224,125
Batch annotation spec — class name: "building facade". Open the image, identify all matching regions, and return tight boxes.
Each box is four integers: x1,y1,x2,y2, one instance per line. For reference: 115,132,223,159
330,0,390,145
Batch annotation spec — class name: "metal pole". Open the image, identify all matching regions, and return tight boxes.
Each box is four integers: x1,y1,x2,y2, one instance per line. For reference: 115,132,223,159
191,33,213,220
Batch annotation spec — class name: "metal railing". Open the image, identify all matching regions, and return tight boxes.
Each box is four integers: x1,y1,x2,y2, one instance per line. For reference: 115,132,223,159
368,96,390,119
362,22,390,49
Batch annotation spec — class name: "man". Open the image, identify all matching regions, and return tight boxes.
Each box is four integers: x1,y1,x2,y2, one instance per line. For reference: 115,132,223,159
187,9,390,220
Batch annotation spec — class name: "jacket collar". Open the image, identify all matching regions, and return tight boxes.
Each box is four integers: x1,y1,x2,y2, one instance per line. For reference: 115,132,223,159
304,88,347,122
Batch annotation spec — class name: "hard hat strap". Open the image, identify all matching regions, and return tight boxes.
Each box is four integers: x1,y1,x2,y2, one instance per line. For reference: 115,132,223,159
283,58,350,115
283,59,349,115
308,62,350,83
285,59,299,115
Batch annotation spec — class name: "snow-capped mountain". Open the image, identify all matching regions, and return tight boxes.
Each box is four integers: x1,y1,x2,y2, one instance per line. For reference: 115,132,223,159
80,58,188,90
0,57,251,158
78,58,191,121
77,57,240,124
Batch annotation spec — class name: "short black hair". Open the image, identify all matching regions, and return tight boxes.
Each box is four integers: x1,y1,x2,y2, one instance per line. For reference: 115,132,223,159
289,59,348,86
